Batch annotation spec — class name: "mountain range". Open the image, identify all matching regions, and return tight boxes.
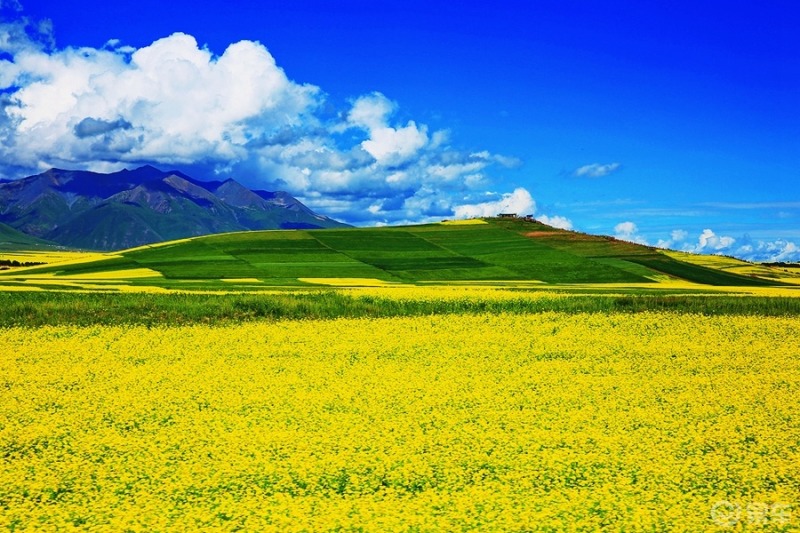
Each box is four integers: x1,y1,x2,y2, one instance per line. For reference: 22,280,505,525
0,166,347,250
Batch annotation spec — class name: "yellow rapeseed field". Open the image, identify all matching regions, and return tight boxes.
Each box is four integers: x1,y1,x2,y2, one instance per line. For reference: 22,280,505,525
0,251,109,266
662,250,800,286
438,219,489,226
1,312,799,531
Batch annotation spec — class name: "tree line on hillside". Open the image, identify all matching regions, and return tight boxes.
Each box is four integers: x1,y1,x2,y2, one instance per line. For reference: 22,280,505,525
0,259,46,269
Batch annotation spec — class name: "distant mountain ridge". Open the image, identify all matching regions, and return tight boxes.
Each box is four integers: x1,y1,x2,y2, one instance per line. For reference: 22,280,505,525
0,166,347,250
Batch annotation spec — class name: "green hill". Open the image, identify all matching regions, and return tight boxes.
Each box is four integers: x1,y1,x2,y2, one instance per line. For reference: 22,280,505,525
3,218,784,288
0,222,59,251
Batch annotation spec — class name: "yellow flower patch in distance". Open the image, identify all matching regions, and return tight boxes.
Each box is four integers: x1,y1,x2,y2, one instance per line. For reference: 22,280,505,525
299,278,398,287
663,249,800,285
344,285,567,301
40,268,163,280
438,218,489,225
0,250,110,267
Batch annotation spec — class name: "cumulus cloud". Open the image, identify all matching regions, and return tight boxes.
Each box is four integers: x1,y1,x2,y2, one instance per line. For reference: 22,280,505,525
0,19,530,225
649,227,800,263
536,214,573,230
694,229,735,252
0,32,320,169
574,162,621,178
656,228,689,249
614,221,648,245
453,188,535,219
671,229,688,242
346,93,429,166
614,221,636,238
468,150,522,169
749,240,799,262
686,230,800,262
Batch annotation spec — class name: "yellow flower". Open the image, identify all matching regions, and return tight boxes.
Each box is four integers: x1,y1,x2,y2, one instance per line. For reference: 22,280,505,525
1,310,798,530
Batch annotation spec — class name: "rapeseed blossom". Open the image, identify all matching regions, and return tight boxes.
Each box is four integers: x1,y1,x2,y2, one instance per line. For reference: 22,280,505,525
1,312,798,530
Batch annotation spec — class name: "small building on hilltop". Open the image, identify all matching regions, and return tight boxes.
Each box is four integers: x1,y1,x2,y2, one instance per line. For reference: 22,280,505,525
498,213,517,218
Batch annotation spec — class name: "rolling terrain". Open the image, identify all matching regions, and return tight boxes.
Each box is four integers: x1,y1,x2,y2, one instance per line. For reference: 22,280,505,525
0,222,60,251
0,217,789,290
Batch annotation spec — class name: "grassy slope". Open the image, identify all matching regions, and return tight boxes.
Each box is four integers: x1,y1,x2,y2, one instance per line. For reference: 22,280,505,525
0,222,59,251
2,291,800,327
0,218,785,287
492,219,781,286
663,249,800,283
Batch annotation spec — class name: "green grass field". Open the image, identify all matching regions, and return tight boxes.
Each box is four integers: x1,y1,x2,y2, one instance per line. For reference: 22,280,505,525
0,222,59,251
1,290,800,327
1,217,798,325
0,218,789,290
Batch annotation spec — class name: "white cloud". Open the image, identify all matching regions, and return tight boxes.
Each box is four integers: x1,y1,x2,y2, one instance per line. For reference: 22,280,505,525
347,92,394,130
0,24,530,226
428,161,485,181
470,150,522,168
614,221,648,245
726,238,799,263
536,214,573,230
694,228,736,252
752,240,799,262
649,227,800,263
614,221,636,237
453,188,535,219
362,122,428,165
492,154,523,168
655,228,689,249
574,162,621,178
671,229,688,242
347,92,428,166
0,32,319,169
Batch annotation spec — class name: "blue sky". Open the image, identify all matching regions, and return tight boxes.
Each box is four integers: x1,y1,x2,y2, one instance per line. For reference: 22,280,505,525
1,0,798,261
